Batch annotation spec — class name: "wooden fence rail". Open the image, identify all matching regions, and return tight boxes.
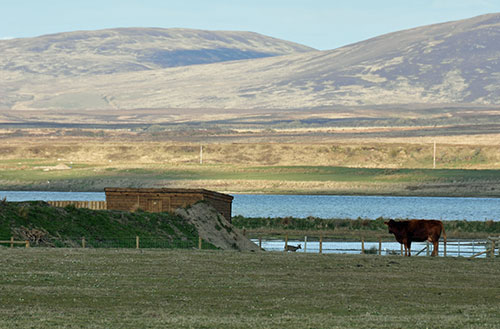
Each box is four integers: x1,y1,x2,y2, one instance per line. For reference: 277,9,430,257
0,237,30,248
2,236,208,250
47,201,107,210
251,234,497,258
2,233,497,258
469,237,499,259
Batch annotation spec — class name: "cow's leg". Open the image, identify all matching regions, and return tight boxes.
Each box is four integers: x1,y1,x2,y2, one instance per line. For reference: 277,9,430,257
431,239,439,256
407,241,412,257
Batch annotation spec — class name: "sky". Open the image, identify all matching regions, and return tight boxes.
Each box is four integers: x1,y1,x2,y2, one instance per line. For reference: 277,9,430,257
2,0,500,50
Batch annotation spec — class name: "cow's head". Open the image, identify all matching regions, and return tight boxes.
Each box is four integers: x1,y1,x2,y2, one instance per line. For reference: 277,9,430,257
384,219,396,234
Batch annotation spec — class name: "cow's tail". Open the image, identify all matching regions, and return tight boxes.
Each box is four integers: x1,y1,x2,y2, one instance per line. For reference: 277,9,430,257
441,221,447,255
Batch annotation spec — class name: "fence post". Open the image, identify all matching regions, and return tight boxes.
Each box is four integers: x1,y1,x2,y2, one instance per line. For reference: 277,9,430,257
378,237,382,256
25,240,29,248
426,241,430,256
82,237,86,248
304,236,307,253
285,234,288,250
10,236,13,248
444,236,447,257
258,237,262,249
401,244,404,256
198,237,202,250
492,240,496,258
361,237,365,254
319,235,323,254
136,236,140,249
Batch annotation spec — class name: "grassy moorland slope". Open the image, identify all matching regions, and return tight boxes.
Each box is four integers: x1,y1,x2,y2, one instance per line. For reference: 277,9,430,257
4,14,500,111
0,27,314,76
0,248,499,328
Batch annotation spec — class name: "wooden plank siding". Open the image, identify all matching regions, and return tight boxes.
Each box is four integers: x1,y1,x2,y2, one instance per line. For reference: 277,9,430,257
48,201,107,210
104,188,233,222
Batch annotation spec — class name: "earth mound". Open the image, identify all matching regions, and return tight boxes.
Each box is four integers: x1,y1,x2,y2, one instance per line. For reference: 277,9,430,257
176,202,260,252
0,200,259,251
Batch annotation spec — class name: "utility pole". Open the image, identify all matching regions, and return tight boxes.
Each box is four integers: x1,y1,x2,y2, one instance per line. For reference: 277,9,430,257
433,141,436,169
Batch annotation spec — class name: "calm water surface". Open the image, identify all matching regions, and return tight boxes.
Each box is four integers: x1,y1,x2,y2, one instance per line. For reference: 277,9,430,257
1,191,499,221
233,194,500,221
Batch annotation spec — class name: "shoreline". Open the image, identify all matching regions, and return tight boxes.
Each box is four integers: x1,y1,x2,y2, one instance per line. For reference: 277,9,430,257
1,182,499,198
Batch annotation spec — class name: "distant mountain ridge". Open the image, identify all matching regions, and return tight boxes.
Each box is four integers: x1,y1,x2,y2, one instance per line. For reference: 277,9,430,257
1,14,500,113
0,27,316,76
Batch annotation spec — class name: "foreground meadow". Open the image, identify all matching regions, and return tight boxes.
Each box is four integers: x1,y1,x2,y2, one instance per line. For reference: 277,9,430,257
0,248,498,328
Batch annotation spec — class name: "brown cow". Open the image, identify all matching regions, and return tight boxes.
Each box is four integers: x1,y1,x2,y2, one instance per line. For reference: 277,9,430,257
384,219,446,257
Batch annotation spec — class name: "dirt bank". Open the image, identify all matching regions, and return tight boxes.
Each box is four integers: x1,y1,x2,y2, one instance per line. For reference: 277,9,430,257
176,202,260,252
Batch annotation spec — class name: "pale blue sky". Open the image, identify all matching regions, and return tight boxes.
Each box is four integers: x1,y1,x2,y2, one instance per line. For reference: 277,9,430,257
2,0,500,50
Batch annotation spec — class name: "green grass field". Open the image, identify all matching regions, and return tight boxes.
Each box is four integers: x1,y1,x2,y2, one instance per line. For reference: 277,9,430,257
2,161,500,196
0,248,499,328
3,162,500,182
2,138,500,196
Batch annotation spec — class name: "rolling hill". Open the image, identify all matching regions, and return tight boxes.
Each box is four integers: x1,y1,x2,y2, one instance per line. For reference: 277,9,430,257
0,27,315,76
0,27,315,112
1,14,500,123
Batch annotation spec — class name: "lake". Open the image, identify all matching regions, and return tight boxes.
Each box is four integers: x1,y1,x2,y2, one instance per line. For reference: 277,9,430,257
1,191,499,221
232,194,500,221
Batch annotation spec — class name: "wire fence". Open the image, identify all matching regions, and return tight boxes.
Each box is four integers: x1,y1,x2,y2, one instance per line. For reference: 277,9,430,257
1,234,498,258
0,236,217,250
250,235,499,258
